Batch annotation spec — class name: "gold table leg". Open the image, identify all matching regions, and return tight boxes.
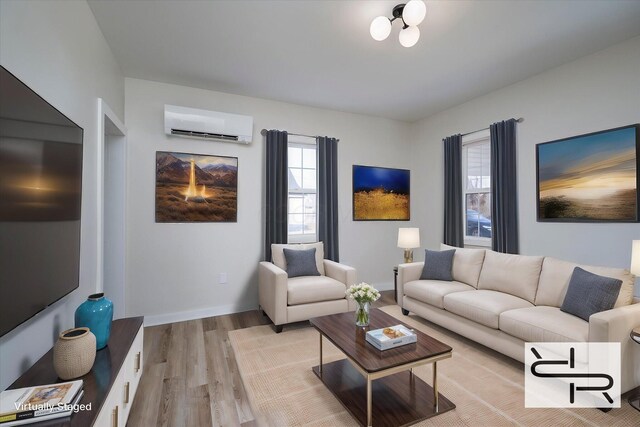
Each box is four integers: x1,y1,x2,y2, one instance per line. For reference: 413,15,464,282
366,376,372,427
433,361,439,412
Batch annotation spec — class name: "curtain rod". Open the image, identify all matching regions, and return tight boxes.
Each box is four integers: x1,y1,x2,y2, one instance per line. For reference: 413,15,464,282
460,117,524,138
260,128,340,142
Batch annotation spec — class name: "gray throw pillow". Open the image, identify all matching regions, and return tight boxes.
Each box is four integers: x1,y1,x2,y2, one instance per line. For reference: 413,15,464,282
560,267,622,321
420,249,455,281
283,248,320,278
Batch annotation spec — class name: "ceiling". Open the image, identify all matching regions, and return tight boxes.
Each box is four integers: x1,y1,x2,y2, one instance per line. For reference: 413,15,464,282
88,0,640,122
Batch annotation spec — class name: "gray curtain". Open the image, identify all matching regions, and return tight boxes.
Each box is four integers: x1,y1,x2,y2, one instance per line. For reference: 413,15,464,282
264,130,288,261
490,119,519,254
443,134,464,247
317,136,339,262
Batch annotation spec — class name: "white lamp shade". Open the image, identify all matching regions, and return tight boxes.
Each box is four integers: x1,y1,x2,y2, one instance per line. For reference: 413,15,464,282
399,26,420,48
398,228,420,249
631,240,640,276
403,0,427,26
370,16,392,41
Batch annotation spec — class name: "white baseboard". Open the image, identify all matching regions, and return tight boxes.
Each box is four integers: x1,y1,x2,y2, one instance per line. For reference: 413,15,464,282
143,302,256,327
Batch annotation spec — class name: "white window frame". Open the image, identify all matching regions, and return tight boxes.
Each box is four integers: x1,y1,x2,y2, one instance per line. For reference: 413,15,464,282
287,138,318,244
462,129,492,247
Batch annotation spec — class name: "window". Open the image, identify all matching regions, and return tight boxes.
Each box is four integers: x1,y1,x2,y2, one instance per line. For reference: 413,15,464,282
462,130,492,246
288,141,317,243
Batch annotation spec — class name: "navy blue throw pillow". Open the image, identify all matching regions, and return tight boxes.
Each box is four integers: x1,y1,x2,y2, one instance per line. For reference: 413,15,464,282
283,248,320,278
420,249,455,281
560,267,622,321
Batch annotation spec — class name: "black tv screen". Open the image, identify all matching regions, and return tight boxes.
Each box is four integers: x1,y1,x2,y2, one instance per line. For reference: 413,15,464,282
0,66,83,337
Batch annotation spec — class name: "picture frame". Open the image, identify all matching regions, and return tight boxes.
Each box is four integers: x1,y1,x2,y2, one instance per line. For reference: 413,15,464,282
155,151,238,223
536,124,639,223
352,164,410,221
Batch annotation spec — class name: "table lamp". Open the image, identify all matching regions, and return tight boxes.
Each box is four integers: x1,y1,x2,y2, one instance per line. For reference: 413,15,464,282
397,228,420,263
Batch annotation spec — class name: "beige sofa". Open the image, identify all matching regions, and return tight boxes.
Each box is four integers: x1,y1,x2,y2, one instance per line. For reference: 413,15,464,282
397,244,640,394
259,242,357,332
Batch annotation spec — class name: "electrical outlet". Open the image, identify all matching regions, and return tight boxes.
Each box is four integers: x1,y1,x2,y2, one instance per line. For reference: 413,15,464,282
219,273,228,284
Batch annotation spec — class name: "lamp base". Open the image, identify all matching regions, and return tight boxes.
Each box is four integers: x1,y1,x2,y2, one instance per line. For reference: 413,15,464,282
403,249,413,264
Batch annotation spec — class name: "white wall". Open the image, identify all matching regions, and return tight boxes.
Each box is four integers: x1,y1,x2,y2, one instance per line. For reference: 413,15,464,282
410,36,640,295
124,78,413,323
0,0,124,389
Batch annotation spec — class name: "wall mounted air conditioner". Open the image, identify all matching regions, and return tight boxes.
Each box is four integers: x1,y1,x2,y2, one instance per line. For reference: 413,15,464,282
164,105,253,144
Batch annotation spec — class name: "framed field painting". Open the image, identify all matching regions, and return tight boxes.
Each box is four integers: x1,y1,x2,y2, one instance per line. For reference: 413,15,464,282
536,124,639,222
353,165,410,221
155,151,238,222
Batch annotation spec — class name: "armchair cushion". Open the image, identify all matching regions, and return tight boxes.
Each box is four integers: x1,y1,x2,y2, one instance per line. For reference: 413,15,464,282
272,242,325,275
287,276,347,306
283,248,320,277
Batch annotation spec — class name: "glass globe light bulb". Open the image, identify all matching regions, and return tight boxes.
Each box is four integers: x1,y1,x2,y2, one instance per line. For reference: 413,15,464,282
399,26,420,48
403,0,427,27
370,16,391,41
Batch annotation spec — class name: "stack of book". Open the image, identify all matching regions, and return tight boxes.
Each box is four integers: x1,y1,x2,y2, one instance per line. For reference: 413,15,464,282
366,324,417,350
0,380,83,426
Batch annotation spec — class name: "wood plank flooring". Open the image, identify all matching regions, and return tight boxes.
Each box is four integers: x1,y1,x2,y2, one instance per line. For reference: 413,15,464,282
127,291,396,426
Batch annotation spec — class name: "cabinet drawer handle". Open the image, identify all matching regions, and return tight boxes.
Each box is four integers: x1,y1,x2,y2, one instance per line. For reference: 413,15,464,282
111,405,119,427
124,381,130,404
134,352,141,373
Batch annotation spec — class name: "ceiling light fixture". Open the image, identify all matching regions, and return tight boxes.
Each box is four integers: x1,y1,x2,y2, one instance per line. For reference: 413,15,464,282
369,1,426,48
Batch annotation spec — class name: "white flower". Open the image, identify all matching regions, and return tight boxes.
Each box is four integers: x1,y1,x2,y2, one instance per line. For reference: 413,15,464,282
346,282,381,303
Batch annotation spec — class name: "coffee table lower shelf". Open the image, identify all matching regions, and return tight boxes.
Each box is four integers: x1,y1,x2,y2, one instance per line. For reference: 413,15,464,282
312,359,455,427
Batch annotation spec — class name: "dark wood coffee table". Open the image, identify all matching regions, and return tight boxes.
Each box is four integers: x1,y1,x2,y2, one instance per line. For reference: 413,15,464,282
310,308,455,427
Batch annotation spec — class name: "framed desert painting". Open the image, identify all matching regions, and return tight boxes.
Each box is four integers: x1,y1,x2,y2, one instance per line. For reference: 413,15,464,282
353,165,410,221
536,124,639,222
156,151,238,222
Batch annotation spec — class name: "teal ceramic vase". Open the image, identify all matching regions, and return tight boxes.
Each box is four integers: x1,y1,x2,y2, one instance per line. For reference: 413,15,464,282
75,293,113,350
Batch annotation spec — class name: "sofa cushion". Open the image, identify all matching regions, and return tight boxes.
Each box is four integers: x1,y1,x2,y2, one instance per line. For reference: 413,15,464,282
283,248,320,278
536,257,634,308
404,280,475,309
443,290,533,329
500,306,588,342
272,242,325,275
287,276,346,306
441,244,486,288
560,267,622,321
477,251,543,303
420,249,455,281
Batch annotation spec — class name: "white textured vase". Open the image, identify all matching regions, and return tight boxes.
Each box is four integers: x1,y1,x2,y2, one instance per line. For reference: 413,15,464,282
53,327,96,380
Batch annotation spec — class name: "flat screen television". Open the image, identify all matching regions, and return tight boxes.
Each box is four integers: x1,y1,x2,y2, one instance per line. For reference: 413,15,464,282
0,66,83,337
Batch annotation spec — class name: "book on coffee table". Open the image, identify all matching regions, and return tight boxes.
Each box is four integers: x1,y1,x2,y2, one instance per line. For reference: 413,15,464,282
366,324,417,350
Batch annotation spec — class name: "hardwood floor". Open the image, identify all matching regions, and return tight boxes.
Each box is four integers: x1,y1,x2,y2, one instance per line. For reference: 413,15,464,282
127,290,396,426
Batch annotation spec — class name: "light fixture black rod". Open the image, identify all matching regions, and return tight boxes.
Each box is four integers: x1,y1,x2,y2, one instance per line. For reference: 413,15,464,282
459,117,524,138
260,128,340,142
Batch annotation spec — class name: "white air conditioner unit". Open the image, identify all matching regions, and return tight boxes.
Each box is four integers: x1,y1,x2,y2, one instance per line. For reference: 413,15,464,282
164,105,253,144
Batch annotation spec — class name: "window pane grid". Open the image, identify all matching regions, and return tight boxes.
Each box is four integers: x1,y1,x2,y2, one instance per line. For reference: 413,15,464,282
287,144,317,240
463,139,492,242
464,140,490,193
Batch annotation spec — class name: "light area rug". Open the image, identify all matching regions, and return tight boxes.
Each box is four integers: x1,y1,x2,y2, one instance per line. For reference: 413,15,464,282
229,306,639,426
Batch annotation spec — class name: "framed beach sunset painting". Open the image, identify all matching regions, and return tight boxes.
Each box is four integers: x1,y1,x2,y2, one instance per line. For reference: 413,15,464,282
536,125,640,222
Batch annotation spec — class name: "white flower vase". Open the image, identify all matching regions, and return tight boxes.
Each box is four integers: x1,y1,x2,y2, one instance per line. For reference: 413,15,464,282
355,301,370,327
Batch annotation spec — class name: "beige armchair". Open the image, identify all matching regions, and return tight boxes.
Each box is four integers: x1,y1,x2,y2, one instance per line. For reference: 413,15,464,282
259,242,357,332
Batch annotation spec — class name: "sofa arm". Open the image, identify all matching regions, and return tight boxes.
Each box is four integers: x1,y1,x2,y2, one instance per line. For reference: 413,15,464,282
397,262,423,303
258,262,288,326
324,260,357,288
589,303,640,393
